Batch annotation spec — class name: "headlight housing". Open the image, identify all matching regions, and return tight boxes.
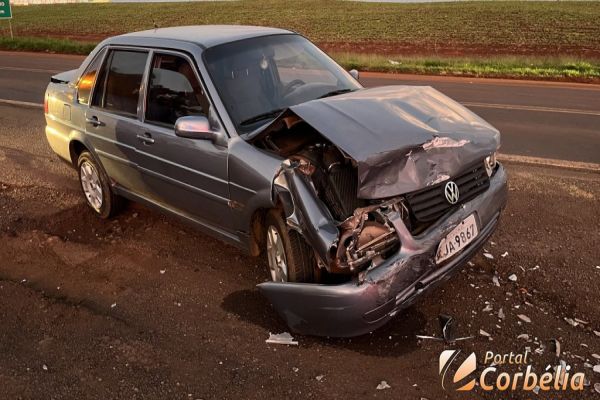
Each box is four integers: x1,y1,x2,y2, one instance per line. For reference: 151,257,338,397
484,152,497,177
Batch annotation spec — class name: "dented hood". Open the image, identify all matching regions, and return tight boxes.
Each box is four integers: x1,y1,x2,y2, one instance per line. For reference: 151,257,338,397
288,86,500,198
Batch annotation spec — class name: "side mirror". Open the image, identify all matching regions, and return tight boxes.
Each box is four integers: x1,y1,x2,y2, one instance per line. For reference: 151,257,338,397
349,69,360,81
175,116,218,141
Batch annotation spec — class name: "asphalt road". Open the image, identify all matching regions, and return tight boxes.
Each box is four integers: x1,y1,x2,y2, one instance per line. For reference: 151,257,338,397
1,51,599,163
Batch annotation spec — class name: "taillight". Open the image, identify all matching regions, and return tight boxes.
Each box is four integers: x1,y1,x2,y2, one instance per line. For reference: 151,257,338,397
44,95,49,114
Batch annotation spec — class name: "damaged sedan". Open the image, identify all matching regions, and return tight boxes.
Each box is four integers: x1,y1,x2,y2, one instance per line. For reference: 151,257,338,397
44,26,507,337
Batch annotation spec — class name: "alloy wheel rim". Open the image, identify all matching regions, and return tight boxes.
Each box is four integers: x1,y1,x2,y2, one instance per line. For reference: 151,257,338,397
266,226,288,282
80,161,103,212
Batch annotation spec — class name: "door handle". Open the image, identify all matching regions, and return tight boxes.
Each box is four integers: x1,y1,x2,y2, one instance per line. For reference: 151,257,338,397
136,133,155,145
85,116,105,127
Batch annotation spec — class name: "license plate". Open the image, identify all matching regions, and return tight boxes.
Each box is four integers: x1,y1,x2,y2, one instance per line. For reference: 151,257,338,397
435,214,478,264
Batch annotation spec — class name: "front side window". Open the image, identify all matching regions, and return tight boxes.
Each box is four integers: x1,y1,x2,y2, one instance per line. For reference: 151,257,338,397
77,49,105,105
145,53,210,127
203,34,361,133
92,49,148,117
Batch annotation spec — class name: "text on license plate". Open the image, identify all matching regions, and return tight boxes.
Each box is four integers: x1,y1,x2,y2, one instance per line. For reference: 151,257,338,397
435,214,479,264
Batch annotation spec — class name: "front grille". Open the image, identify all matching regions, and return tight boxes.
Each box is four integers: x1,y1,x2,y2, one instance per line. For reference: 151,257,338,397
405,162,490,223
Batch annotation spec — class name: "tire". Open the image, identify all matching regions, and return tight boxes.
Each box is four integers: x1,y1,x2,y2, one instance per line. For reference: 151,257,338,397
264,209,316,283
77,151,123,219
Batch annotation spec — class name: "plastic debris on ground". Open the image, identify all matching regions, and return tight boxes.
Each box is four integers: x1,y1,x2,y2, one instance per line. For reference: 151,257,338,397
517,334,530,341
593,365,600,374
498,308,505,320
479,329,491,338
501,251,509,257
416,314,473,343
517,314,531,323
376,381,391,390
266,332,299,346
316,375,325,382
483,253,494,260
492,274,500,287
508,274,517,282
595,383,600,394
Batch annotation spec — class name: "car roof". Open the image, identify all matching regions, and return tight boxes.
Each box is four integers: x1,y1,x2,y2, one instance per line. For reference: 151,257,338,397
117,25,294,49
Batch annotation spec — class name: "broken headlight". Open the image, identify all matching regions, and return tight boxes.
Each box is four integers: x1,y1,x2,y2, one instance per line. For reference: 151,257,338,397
484,152,497,177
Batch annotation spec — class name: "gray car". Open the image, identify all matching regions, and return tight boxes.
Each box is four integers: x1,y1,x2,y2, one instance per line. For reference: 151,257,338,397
45,25,507,337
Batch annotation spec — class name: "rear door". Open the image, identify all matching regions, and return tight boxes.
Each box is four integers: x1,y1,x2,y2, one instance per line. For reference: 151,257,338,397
84,48,149,194
134,51,233,233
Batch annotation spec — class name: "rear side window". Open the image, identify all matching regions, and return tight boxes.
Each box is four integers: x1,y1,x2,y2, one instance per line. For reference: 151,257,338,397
92,50,148,117
145,53,210,127
77,50,105,105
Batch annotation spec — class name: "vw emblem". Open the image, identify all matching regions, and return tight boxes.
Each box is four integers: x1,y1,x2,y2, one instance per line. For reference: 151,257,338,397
444,181,460,204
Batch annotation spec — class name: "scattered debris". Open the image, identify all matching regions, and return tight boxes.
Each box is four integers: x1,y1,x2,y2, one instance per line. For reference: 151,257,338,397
517,334,530,341
160,269,166,274
483,253,494,260
550,339,561,358
595,383,600,394
316,375,325,382
592,354,600,360
573,318,589,325
266,332,298,346
594,330,600,338
388,60,400,66
42,364,48,371
501,251,509,258
517,314,531,323
529,265,540,271
482,304,493,313
376,381,391,390
467,261,475,267
292,367,299,373
416,315,473,343
533,386,540,395
498,308,505,320
479,329,491,338
564,318,579,327
110,303,117,308
594,365,600,374
508,274,518,282
492,275,500,287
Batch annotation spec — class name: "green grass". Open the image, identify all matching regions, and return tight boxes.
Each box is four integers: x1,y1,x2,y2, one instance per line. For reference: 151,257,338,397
0,36,95,54
3,0,600,55
334,53,600,81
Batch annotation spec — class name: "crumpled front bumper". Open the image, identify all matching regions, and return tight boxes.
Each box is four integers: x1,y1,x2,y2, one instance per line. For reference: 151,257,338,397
258,164,508,337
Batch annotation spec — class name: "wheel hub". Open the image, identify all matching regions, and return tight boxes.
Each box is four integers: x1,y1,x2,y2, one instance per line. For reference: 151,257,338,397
266,226,288,282
80,161,103,212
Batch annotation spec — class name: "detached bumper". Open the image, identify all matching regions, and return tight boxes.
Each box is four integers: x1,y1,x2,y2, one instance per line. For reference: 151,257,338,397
258,164,508,337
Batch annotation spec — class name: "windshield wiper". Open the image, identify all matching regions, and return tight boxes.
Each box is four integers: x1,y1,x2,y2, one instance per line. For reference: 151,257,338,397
240,108,285,126
318,88,356,99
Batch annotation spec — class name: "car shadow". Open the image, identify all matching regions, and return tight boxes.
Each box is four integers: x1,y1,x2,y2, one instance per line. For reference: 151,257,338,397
222,288,427,358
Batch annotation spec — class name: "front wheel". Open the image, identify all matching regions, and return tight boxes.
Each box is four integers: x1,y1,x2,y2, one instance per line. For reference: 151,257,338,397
77,151,123,219
264,210,316,283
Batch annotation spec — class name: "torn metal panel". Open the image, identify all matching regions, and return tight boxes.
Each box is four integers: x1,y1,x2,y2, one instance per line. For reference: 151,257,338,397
250,86,499,199
273,160,339,265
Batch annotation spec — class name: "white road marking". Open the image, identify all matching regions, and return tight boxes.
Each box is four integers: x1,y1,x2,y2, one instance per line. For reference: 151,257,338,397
0,66,64,74
0,99,44,109
463,102,600,116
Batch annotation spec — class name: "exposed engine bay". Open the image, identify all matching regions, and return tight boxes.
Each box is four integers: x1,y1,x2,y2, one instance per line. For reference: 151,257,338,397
252,114,408,280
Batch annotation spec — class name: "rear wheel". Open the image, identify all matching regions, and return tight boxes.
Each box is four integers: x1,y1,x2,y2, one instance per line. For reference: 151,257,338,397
264,210,316,283
77,151,123,219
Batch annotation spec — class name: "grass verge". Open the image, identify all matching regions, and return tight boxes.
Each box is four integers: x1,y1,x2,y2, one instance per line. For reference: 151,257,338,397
334,53,600,82
0,36,95,54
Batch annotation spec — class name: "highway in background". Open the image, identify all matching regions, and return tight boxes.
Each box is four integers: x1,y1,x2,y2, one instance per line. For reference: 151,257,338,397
1,51,599,163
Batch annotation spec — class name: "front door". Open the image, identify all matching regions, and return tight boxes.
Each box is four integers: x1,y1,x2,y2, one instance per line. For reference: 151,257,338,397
84,48,149,194
134,51,233,234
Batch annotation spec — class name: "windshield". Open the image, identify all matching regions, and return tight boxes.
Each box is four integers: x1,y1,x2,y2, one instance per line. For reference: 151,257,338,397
203,34,362,134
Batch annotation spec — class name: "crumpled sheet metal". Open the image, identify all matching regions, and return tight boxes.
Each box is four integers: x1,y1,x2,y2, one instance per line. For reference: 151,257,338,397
274,162,339,265
286,85,499,198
